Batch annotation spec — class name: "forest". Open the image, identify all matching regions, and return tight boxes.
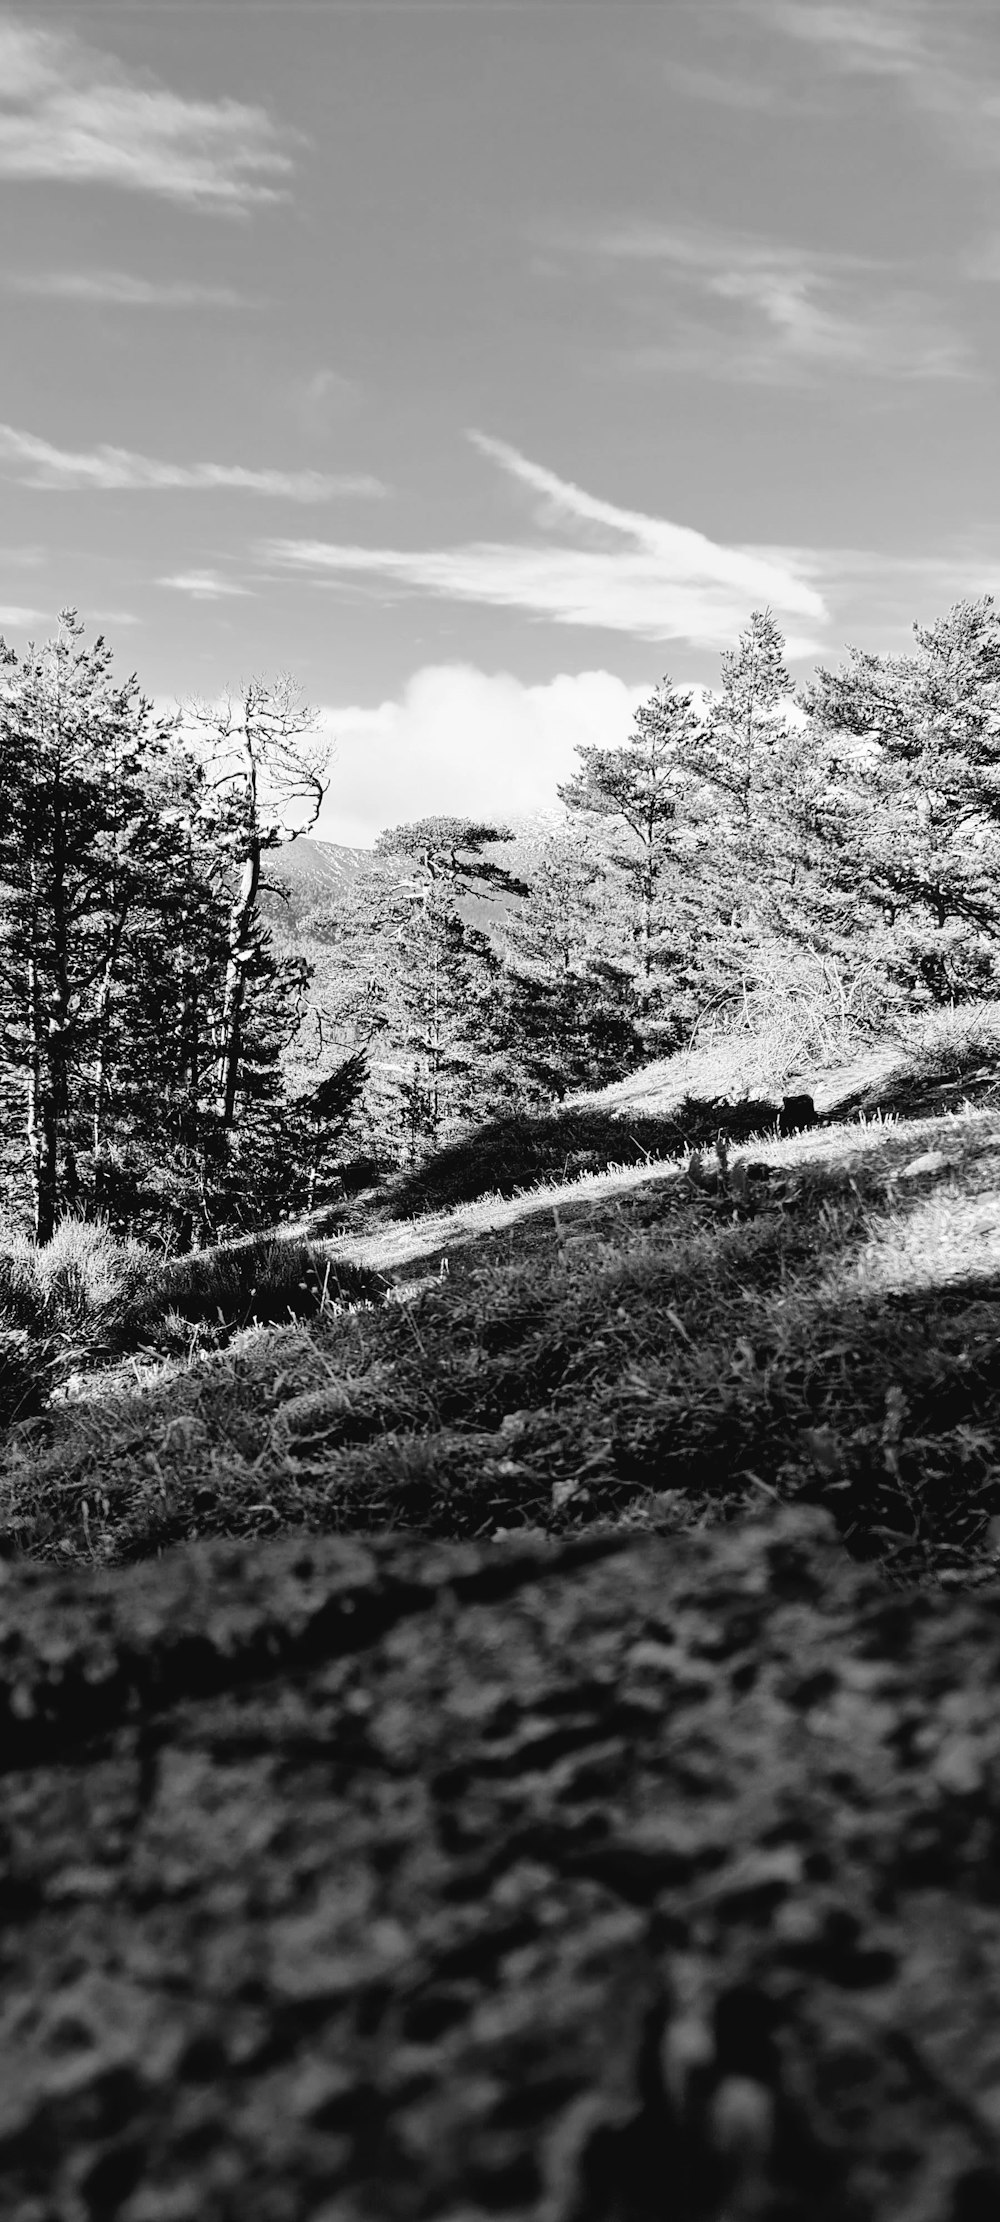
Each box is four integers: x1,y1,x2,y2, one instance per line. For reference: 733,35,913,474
3,596,1000,1254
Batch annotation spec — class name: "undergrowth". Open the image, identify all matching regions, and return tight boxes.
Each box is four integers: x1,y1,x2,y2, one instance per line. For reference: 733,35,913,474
0,1215,385,1392
3,1098,999,1584
2,1007,998,1579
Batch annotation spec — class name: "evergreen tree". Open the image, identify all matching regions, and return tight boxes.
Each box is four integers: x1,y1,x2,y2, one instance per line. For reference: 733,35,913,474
682,608,820,919
0,613,179,1241
499,826,640,1096
184,675,328,1131
800,597,1000,1004
559,680,703,1049
369,822,521,1157
175,676,332,1235
372,816,527,903
660,609,843,1044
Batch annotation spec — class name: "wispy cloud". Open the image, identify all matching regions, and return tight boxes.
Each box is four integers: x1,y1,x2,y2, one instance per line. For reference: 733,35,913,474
0,15,297,210
0,604,45,628
750,1,931,78
159,570,252,600
3,270,255,309
293,367,362,436
0,541,42,566
0,424,386,502
263,432,827,653
662,57,782,110
581,221,970,383
753,1,1000,172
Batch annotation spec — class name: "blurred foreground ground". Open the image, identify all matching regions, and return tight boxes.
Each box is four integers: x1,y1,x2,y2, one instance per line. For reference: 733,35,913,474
3,1507,1000,2221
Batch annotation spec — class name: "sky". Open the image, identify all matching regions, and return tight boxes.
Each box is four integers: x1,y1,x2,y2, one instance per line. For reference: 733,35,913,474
2,0,1000,845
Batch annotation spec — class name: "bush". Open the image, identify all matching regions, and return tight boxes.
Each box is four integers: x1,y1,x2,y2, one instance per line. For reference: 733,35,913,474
0,1250,45,1334
0,1328,53,1433
28,1217,161,1346
161,1233,385,1332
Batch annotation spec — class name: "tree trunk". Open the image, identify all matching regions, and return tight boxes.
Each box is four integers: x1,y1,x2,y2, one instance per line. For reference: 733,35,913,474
91,904,128,1205
217,844,261,1131
29,1086,58,1246
25,885,57,1246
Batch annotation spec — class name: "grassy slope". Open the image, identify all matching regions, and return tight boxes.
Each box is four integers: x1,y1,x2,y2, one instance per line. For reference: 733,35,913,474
2,1012,1000,1579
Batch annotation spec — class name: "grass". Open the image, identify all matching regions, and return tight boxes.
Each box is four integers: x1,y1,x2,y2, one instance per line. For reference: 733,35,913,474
1,1003,998,1581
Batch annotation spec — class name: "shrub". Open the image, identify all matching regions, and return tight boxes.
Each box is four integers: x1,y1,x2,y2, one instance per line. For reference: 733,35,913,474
161,1234,384,1332
28,1217,161,1346
0,1328,53,1433
0,1250,45,1334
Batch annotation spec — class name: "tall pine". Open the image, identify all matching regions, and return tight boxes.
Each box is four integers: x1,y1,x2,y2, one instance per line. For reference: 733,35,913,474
0,614,178,1241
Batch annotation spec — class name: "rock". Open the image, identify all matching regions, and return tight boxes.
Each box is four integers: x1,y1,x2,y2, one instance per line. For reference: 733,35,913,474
778,1093,819,1136
898,1149,954,1180
3,1511,1000,2218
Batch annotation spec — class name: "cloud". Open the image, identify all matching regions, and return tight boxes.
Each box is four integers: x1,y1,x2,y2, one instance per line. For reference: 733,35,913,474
750,1,930,77
753,1,1000,173
0,14,296,210
662,58,782,109
314,666,652,848
293,368,361,436
0,604,45,627
0,423,386,501
0,602,136,635
3,270,254,308
265,432,827,654
158,570,252,600
580,221,971,383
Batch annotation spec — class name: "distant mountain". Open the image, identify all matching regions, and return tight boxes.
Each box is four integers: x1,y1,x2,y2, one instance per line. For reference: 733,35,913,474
257,838,373,925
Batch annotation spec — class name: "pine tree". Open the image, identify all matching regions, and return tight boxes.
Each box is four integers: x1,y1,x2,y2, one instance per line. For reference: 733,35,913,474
349,822,531,1159
184,676,328,1131
558,679,703,1050
499,826,640,1096
683,608,813,918
800,597,1000,1005
0,613,179,1241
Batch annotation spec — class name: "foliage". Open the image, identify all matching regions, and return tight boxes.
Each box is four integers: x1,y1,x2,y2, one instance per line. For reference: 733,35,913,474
0,611,181,1241
559,675,703,1046
0,1328,53,1434
373,815,523,893
497,826,642,1097
0,626,340,1248
27,1215,157,1335
800,596,1000,1001
158,1230,384,1333
307,828,543,1165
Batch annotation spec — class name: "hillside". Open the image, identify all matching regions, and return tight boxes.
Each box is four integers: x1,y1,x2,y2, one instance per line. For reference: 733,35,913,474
3,1006,1000,1571
256,835,376,926
3,1017,1000,2219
